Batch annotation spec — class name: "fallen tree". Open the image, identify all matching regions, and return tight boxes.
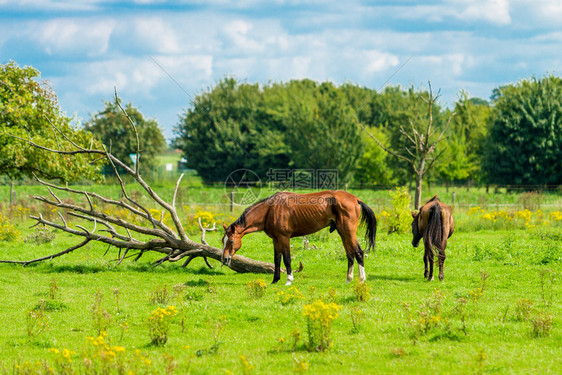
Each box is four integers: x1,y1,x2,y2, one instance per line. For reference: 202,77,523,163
0,91,278,274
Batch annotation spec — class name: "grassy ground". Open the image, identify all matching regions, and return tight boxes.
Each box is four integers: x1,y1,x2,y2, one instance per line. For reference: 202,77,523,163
0,220,560,374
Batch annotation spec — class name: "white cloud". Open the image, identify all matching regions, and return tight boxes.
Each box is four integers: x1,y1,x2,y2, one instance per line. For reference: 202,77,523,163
456,0,511,25
364,50,400,74
0,0,101,11
418,53,474,77
3,0,561,136
78,54,213,96
222,20,264,53
132,17,181,54
511,0,562,27
394,0,511,26
36,18,115,56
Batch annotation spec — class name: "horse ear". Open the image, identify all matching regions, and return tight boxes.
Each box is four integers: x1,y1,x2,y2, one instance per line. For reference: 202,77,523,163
222,223,228,231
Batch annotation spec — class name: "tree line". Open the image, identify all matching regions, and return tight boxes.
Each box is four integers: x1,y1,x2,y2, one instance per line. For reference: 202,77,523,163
2,61,562,187
174,76,562,187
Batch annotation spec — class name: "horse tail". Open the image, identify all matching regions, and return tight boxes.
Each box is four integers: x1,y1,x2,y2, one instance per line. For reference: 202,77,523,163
358,201,377,252
425,203,443,254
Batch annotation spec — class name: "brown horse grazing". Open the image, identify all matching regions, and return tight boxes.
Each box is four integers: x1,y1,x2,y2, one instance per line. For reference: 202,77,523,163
221,190,377,285
411,195,454,281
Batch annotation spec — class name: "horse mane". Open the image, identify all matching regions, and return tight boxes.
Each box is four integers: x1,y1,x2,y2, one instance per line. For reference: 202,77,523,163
424,203,443,252
230,194,275,229
426,195,440,204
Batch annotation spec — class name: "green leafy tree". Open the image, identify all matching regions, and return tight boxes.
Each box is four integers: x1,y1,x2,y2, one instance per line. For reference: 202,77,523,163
174,78,288,183
435,140,472,183
282,81,363,182
483,76,562,186
85,101,166,175
0,61,102,181
175,78,363,184
364,86,446,185
358,84,453,209
438,92,490,184
353,127,395,187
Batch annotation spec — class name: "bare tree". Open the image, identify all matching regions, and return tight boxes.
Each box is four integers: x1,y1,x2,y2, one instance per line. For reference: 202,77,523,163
357,84,454,209
0,91,277,274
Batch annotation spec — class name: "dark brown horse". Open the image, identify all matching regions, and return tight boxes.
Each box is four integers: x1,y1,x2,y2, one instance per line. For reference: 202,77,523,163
221,190,377,285
411,195,454,281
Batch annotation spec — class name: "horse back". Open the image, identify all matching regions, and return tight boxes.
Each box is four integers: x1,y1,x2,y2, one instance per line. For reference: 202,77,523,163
419,196,454,249
264,190,360,237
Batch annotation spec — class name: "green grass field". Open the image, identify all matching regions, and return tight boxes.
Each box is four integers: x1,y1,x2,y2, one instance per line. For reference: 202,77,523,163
0,211,560,374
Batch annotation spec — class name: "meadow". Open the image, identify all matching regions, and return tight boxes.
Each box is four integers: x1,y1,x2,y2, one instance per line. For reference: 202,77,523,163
0,181,560,374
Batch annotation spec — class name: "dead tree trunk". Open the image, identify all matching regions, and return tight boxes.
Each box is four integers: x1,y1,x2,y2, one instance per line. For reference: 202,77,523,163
357,83,454,210
0,90,278,274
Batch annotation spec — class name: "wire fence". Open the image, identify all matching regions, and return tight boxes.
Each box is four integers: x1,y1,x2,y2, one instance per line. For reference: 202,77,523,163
2,172,562,213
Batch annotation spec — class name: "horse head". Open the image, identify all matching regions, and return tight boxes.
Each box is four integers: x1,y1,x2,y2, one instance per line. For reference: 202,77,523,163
221,223,242,266
411,211,422,247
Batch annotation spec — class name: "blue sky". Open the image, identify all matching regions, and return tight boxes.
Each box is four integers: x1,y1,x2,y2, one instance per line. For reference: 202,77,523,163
1,0,561,140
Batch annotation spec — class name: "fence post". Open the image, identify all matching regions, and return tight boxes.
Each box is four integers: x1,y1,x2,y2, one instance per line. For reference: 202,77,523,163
10,181,15,205
452,191,455,210
230,191,234,212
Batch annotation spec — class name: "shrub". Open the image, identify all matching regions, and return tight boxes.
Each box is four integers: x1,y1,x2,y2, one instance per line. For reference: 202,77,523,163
352,281,371,302
24,228,56,244
276,287,305,305
401,289,448,343
350,306,364,333
48,348,75,375
91,291,111,335
246,279,267,299
149,284,171,305
49,278,59,300
531,311,553,337
514,299,534,322
302,300,341,351
148,306,178,346
26,302,49,337
379,187,411,234
0,214,20,242
83,332,127,374
239,355,255,375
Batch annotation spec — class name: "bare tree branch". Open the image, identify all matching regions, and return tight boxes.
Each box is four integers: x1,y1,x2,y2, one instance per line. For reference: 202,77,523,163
355,119,412,163
114,87,140,177
354,82,454,209
1,90,278,274
0,239,91,266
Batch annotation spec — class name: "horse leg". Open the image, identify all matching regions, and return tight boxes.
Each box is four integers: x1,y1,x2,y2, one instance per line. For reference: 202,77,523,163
273,237,292,285
354,243,366,283
283,250,293,286
437,248,446,281
423,250,430,280
340,236,361,283
272,247,282,284
338,235,356,283
277,237,293,286
346,250,355,283
336,213,363,283
427,248,435,281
